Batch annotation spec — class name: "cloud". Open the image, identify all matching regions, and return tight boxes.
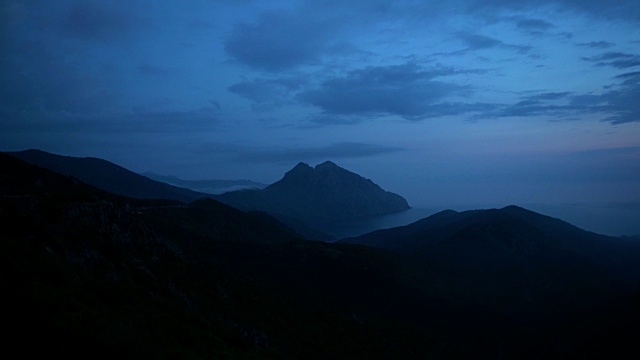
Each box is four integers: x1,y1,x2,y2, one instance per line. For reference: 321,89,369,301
577,41,615,49
0,107,220,134
467,0,640,23
308,115,368,126
199,142,405,163
0,45,117,114
307,102,499,125
457,32,502,50
298,62,477,119
515,17,554,32
306,0,640,25
265,142,405,162
494,16,555,35
0,4,135,115
564,72,640,124
125,108,220,133
583,52,640,68
598,75,640,124
527,92,571,101
474,84,638,123
493,102,578,118
415,102,500,118
454,32,533,55
0,2,171,124
224,11,344,72
137,64,180,77
61,1,145,43
614,71,640,84
228,77,306,110
484,91,608,119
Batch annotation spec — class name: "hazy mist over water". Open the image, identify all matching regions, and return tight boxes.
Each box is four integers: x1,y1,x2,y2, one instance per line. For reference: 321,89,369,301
326,207,440,240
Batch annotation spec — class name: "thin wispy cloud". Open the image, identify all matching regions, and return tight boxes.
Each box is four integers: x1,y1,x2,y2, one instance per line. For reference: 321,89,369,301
577,41,615,49
198,142,405,164
583,52,640,69
224,11,345,72
454,32,533,55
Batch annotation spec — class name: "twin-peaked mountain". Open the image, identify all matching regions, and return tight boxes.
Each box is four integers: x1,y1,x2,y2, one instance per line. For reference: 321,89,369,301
216,161,410,226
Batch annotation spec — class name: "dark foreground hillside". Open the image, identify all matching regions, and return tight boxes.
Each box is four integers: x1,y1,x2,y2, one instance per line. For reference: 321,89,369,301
2,151,640,359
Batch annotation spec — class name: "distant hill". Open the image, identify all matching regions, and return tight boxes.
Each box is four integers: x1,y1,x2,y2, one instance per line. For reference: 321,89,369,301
216,161,410,226
9,149,213,202
342,205,636,256
342,205,640,313
142,171,266,194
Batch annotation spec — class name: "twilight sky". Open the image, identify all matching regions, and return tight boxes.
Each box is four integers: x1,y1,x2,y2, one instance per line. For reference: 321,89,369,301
2,0,640,209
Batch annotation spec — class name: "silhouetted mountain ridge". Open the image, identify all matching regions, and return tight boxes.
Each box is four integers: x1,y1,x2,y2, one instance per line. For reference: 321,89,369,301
9,149,212,202
343,205,640,313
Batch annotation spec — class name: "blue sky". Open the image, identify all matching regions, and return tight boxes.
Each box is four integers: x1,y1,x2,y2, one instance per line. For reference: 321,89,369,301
2,0,640,208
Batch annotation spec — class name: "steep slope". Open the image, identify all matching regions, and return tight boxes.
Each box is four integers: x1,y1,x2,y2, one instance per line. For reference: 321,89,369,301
217,161,410,226
9,149,212,202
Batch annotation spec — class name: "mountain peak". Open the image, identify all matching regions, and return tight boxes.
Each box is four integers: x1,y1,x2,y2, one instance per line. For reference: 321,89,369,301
284,162,313,177
257,160,410,223
294,162,312,169
501,205,527,211
315,160,339,169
